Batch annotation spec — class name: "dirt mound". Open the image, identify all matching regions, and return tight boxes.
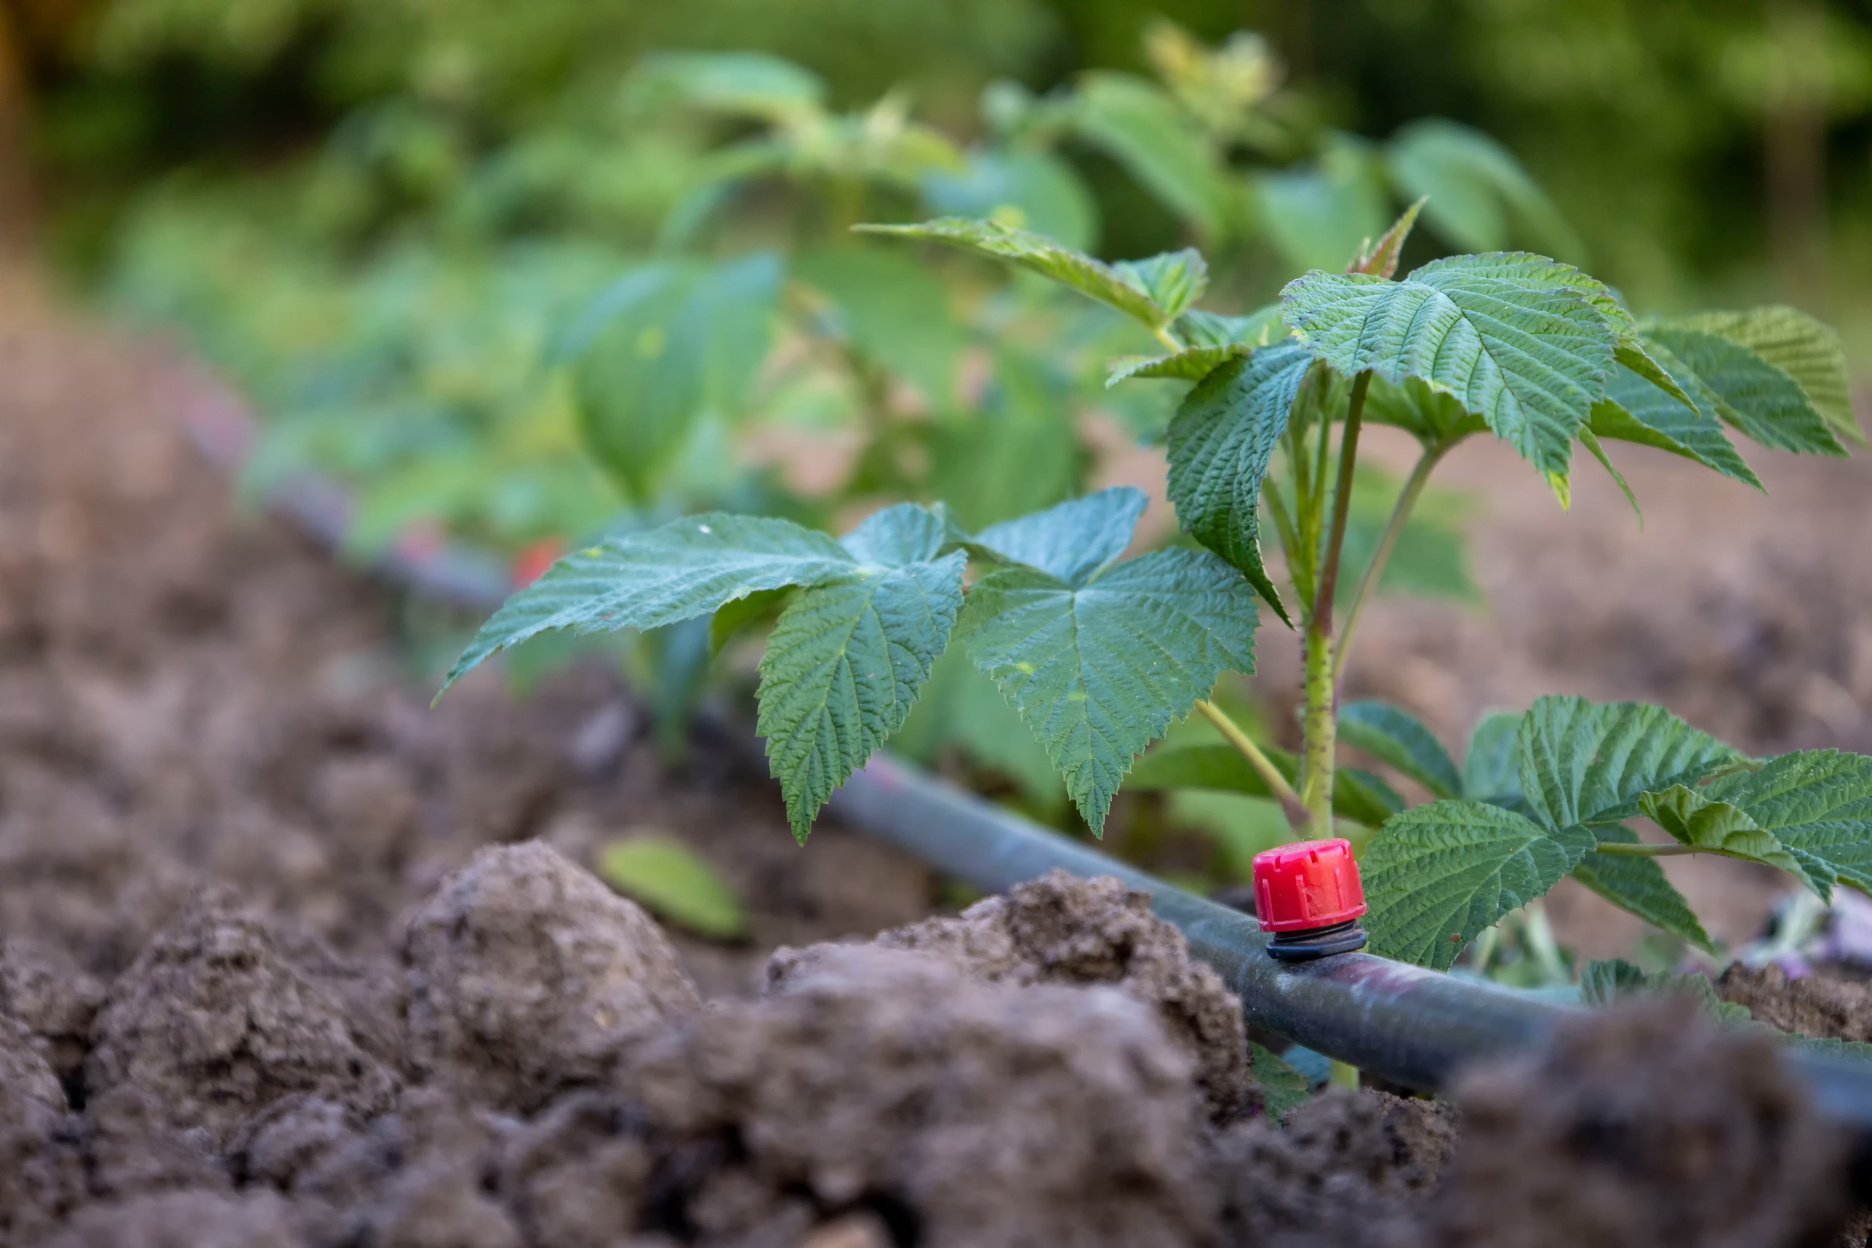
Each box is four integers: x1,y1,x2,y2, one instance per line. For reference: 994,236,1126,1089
768,870,1252,1120
1421,998,1857,1248
405,841,702,1111
1720,963,1872,1043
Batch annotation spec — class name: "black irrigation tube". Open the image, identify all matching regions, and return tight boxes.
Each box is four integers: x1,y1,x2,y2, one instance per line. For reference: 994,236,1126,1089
169,365,1872,1172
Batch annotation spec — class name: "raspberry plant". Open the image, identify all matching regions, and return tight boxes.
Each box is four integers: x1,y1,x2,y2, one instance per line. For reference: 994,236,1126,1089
442,205,1872,972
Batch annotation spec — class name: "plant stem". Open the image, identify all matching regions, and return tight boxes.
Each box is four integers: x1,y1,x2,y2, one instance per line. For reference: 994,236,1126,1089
1152,324,1183,353
1329,1059,1360,1090
1334,447,1442,682
1592,842,1701,858
1298,371,1371,831
1196,699,1305,821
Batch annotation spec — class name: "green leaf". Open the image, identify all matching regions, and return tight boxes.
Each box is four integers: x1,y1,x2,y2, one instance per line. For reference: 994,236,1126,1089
970,487,1146,585
635,51,825,122
597,836,748,940
857,217,1175,329
921,148,1099,251
1350,198,1425,279
1254,142,1392,273
1165,342,1315,625
1281,255,1620,482
1462,711,1526,808
1590,356,1762,489
795,246,965,401
959,548,1260,833
757,504,967,840
708,586,791,656
1642,751,1872,901
1107,346,1248,387
1638,784,1823,892
1124,743,1402,828
1113,249,1208,322
1176,306,1286,349
1363,376,1487,448
1364,801,1597,970
571,255,783,500
1385,121,1581,258
1069,73,1230,237
1570,825,1716,953
1677,307,1860,444
1578,429,1641,524
1339,701,1462,799
1250,1044,1314,1120
1517,695,1743,831
442,513,857,692
1643,323,1846,457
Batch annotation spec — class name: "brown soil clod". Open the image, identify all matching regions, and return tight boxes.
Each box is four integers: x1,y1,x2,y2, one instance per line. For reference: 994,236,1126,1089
403,840,702,1112
1719,963,1872,1044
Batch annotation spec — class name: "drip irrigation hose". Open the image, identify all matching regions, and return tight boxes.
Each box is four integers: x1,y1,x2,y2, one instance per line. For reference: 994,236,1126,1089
169,369,1872,1178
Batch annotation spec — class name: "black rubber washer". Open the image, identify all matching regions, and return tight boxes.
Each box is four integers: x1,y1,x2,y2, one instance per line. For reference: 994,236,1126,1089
1266,920,1368,962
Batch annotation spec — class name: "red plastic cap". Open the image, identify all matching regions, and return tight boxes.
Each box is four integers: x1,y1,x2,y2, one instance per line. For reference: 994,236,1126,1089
1252,838,1368,933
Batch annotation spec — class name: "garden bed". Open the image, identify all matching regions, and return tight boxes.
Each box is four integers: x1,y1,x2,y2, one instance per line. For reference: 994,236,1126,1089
4,262,1872,1245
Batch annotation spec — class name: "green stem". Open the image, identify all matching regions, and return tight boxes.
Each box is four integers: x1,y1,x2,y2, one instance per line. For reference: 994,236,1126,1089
1334,447,1442,683
1329,1059,1361,1090
1196,699,1305,823
1152,324,1183,353
1591,842,1701,858
1298,371,1371,831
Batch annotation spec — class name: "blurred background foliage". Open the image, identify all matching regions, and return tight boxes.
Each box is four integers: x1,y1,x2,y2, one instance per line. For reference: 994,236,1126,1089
1,0,1867,866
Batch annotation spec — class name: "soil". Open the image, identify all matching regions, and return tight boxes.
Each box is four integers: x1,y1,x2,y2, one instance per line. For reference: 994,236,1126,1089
5,258,1872,1245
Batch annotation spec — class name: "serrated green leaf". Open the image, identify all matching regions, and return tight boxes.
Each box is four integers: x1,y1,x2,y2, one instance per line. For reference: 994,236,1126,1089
758,508,966,841
857,217,1173,328
1571,825,1716,953
1350,198,1424,279
1645,751,1872,901
921,148,1099,251
709,586,792,656
1462,711,1526,808
1518,695,1744,831
1364,801,1598,970
959,548,1260,833
1638,783,1823,892
442,513,857,692
1678,307,1860,444
970,487,1146,585
1578,429,1641,524
1643,323,1846,457
1166,342,1314,625
1113,249,1208,322
1107,345,1249,387
1069,73,1231,237
1339,701,1462,799
1281,255,1620,482
1590,355,1762,489
1250,1044,1314,1121
1124,743,1401,828
598,836,748,940
1176,306,1287,349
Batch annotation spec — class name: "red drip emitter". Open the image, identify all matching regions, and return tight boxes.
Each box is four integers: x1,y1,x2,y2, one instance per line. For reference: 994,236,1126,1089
1252,837,1370,961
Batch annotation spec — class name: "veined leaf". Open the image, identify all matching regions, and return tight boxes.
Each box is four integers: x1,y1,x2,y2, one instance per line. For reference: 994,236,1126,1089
1363,376,1487,448
1461,710,1526,809
1125,742,1402,828
1517,696,1743,831
1642,751,1872,900
1165,342,1315,624
1339,701,1462,799
959,548,1260,833
970,487,1145,585
1363,801,1597,970
1638,784,1822,892
1113,249,1208,322
857,217,1175,329
1281,254,1620,481
921,148,1099,251
1590,355,1761,489
1176,306,1286,349
1350,198,1425,279
442,513,857,691
1678,307,1860,444
757,547,965,841
1107,345,1247,387
1643,323,1846,457
1571,825,1716,953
